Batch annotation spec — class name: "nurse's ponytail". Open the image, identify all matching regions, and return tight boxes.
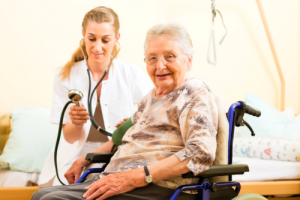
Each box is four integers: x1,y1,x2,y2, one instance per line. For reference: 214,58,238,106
59,6,120,81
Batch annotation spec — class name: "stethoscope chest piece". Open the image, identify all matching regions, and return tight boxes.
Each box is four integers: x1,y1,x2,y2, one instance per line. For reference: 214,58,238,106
68,89,83,106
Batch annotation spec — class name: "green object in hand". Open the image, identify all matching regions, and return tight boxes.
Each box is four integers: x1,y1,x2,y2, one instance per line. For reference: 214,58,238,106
112,117,133,146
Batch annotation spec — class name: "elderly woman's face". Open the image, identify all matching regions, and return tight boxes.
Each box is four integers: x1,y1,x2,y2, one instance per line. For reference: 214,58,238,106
146,36,192,96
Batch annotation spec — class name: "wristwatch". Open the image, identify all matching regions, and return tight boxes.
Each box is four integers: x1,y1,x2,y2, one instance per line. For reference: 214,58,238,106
144,166,153,183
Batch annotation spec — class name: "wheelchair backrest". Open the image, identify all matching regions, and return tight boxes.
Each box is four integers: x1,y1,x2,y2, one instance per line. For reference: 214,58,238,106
211,94,229,182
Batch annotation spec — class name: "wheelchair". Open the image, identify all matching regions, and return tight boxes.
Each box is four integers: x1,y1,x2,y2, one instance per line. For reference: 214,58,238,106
75,96,266,200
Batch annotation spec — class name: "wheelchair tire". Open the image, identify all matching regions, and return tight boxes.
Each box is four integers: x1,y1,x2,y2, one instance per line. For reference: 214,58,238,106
232,193,268,200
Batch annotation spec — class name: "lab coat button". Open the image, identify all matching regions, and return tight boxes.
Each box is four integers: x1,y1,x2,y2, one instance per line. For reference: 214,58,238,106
105,104,107,106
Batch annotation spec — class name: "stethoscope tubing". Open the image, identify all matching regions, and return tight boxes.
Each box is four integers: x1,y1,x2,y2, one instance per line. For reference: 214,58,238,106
86,68,112,136
80,38,121,136
54,100,73,185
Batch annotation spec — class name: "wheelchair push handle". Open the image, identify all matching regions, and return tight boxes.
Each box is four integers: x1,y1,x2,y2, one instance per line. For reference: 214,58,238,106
238,101,261,117
244,105,261,117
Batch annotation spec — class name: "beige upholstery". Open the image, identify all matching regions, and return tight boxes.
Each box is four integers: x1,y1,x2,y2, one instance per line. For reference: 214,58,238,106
0,113,11,154
210,94,229,182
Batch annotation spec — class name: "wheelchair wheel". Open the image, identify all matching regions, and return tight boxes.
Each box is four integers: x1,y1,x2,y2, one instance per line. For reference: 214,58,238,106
232,193,268,200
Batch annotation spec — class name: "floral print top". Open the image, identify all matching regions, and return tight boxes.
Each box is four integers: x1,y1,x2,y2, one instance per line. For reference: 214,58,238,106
100,77,218,192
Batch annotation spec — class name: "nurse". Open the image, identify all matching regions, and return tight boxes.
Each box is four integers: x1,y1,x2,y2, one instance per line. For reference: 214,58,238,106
38,6,153,186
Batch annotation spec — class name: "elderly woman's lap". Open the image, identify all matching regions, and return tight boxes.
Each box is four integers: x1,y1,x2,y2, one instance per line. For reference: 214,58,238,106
31,176,197,200
31,176,96,200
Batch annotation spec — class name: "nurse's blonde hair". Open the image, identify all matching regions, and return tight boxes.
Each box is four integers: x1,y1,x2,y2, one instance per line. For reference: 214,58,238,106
144,22,194,56
59,6,120,80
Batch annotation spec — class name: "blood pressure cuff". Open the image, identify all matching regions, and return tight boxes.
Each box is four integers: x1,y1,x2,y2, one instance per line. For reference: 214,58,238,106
112,117,133,146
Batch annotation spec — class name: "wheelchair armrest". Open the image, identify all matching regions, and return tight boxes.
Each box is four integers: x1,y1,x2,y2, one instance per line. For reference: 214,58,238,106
182,164,249,178
85,153,114,163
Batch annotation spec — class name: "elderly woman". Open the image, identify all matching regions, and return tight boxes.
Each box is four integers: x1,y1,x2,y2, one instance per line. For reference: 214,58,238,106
31,22,218,200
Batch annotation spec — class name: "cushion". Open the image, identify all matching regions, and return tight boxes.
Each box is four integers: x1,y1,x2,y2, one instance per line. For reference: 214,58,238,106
213,94,229,166
239,93,300,141
233,138,300,162
282,107,295,119
210,94,229,183
0,107,58,172
0,113,11,155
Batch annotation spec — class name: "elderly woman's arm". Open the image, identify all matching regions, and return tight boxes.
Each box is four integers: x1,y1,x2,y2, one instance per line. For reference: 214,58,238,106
147,154,191,182
83,155,190,200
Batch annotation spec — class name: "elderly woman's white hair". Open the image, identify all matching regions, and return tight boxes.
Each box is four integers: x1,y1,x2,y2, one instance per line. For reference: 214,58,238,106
144,22,195,56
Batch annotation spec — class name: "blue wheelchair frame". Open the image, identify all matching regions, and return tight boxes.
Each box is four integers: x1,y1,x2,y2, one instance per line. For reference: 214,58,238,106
76,101,256,200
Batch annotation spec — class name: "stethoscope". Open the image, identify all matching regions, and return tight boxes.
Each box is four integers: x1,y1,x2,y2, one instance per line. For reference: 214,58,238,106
79,38,121,137
54,38,121,185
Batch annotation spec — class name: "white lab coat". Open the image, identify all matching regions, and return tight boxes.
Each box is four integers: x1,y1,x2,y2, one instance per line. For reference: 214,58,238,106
39,59,153,186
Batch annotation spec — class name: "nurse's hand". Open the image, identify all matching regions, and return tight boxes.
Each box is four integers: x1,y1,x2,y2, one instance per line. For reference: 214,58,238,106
115,118,129,128
65,155,90,184
69,104,90,126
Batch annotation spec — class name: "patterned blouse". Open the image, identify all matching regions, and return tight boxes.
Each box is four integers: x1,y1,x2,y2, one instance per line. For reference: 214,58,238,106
100,77,218,192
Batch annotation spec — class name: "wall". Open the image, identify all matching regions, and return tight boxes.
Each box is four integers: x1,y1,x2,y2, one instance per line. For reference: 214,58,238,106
0,0,299,114
298,0,300,114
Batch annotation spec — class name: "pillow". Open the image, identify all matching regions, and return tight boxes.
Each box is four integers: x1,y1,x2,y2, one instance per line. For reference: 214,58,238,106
239,93,300,141
233,138,300,162
0,107,58,172
282,107,295,119
282,114,300,141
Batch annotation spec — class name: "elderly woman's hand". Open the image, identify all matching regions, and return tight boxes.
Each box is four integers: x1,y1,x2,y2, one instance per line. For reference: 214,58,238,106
82,168,146,200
